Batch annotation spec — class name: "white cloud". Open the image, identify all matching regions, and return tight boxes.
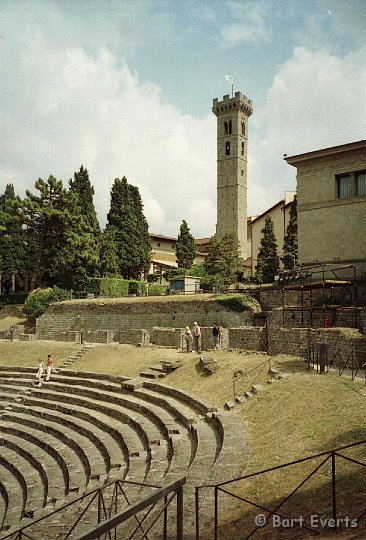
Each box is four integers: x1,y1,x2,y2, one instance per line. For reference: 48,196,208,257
0,36,217,239
221,0,270,47
248,45,366,215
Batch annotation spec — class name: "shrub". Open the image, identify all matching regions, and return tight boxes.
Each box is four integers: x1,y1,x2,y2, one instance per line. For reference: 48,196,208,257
24,286,70,318
86,277,129,297
147,274,161,284
215,294,253,312
148,283,168,295
0,292,28,305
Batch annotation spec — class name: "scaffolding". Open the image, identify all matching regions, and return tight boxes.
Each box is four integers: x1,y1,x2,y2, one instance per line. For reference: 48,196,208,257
280,263,359,328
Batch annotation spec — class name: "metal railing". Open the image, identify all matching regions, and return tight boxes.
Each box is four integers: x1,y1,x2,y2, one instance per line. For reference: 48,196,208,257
1,477,186,540
232,359,272,402
308,344,366,384
195,440,366,539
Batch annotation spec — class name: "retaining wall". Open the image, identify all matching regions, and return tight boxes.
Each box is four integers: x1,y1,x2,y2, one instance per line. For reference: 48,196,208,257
36,297,258,341
267,327,366,359
228,327,267,351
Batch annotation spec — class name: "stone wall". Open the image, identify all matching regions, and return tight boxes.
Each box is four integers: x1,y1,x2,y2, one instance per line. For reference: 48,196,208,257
270,307,364,329
118,329,150,347
36,297,257,341
228,327,267,351
151,327,183,348
268,327,366,359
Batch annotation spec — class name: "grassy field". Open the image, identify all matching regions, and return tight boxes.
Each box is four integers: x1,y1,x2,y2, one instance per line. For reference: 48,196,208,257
1,341,366,538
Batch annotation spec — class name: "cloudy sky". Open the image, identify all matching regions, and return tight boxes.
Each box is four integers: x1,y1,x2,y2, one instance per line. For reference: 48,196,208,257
1,0,365,238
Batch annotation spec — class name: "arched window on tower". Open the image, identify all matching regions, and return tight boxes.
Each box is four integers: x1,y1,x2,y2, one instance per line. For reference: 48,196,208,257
224,121,228,135
241,121,245,136
226,141,230,156
241,142,245,156
229,120,232,134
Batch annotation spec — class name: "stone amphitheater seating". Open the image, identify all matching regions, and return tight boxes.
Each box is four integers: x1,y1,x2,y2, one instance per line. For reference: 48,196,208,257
0,366,246,537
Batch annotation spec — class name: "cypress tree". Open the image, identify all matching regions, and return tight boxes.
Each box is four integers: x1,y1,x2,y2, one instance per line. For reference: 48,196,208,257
106,177,151,279
176,220,196,269
282,196,298,270
0,184,25,292
69,165,100,232
256,216,278,283
100,227,120,277
62,165,101,288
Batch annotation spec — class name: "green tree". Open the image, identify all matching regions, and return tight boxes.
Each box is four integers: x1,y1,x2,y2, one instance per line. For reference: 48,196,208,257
282,196,298,270
0,184,26,293
99,227,120,276
176,220,196,268
17,176,75,291
61,165,101,289
106,177,151,279
256,216,278,283
69,165,100,232
129,184,151,277
204,232,242,284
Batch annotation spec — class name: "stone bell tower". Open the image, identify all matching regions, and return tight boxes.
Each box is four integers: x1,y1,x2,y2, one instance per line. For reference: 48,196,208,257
212,91,253,259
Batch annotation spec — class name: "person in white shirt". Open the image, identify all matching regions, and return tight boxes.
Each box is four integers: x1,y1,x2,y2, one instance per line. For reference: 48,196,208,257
193,322,201,354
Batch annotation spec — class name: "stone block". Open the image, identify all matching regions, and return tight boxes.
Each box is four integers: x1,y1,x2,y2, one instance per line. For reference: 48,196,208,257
18,334,37,341
119,329,150,346
199,356,219,375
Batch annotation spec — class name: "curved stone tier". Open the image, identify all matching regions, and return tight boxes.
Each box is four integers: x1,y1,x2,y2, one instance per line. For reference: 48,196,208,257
0,366,246,536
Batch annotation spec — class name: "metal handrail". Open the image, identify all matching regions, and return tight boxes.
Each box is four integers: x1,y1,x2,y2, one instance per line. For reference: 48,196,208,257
195,439,366,539
1,477,186,540
232,359,272,401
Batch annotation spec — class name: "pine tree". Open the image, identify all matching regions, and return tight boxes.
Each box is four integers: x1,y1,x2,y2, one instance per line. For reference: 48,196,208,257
106,177,151,279
220,232,242,281
256,216,278,283
176,220,196,269
204,232,242,284
204,235,226,277
282,196,298,270
17,176,74,290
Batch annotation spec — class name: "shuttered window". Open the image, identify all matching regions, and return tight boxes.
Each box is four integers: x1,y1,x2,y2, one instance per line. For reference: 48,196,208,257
356,172,366,195
338,175,351,198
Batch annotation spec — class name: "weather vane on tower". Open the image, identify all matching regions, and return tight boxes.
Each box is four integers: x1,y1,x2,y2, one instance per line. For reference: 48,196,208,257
224,75,234,98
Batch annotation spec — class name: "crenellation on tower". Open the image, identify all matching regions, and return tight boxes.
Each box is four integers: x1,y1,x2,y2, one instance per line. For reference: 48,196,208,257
212,91,253,260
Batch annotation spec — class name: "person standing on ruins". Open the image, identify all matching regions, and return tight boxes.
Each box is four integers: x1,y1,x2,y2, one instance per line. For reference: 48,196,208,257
184,326,193,353
36,359,44,386
45,354,53,381
193,322,201,354
212,323,221,350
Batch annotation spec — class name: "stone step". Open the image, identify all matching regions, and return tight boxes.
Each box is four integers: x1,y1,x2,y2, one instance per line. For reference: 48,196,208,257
0,446,46,515
244,391,254,399
0,461,25,527
7,403,113,474
224,401,236,410
139,370,165,379
0,419,88,495
149,364,165,372
19,396,127,472
251,384,264,394
1,431,68,501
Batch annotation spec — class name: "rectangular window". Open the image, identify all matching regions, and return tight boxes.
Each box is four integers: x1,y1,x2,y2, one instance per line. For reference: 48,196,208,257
338,175,351,198
356,171,366,195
